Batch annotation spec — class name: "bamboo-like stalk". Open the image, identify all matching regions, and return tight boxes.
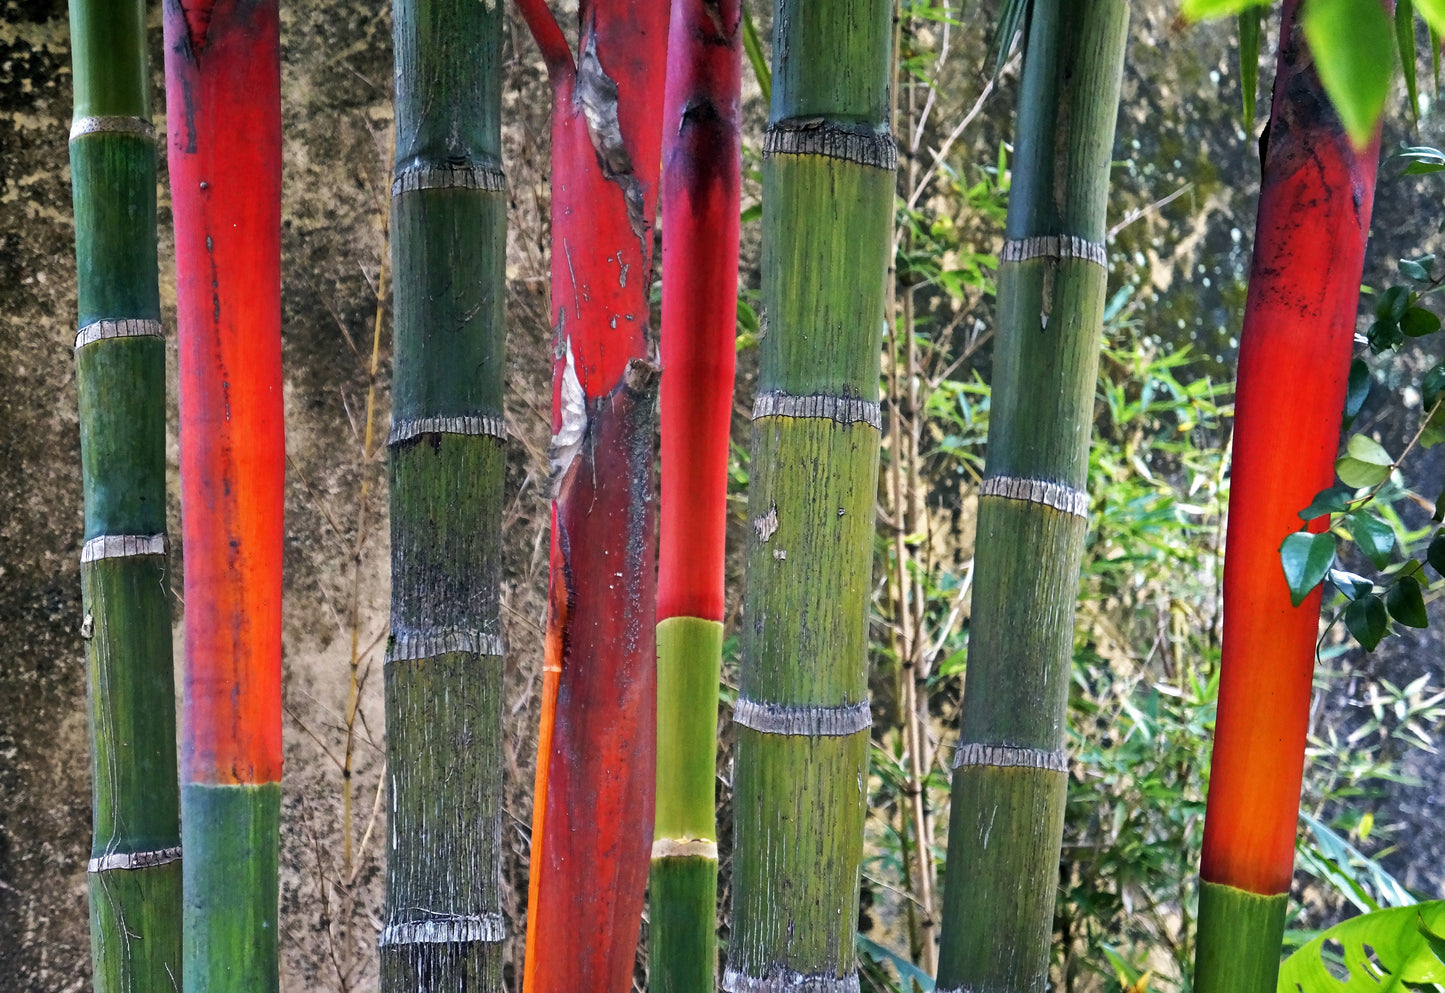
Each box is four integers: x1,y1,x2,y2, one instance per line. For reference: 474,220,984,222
1194,3,1383,989
162,2,285,988
935,5,1127,993
725,0,894,989
68,0,181,988
512,0,669,989
651,0,741,986
380,0,508,989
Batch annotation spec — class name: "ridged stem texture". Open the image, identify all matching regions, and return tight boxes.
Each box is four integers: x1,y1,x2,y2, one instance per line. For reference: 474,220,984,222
935,5,1128,993
162,0,285,988
651,0,741,987
381,0,508,990
724,0,894,989
512,0,669,990
1195,2,1383,989
69,0,182,987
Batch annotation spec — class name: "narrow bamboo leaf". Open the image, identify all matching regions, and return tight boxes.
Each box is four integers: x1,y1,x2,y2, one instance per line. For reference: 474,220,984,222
857,934,936,992
1280,531,1336,606
1299,484,1354,521
1277,900,1445,992
1399,0,1420,122
1344,359,1371,429
1402,307,1441,337
1427,530,1445,574
1418,0,1445,40
1345,594,1390,651
741,4,770,105
1182,0,1269,19
1347,511,1396,568
989,0,1029,77
1386,575,1429,627
1302,0,1394,150
1239,7,1261,128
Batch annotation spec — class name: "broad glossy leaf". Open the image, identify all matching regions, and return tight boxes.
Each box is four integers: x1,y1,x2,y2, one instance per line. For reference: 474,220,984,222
1277,901,1445,993
1303,0,1394,149
1338,457,1392,488
1423,363,1445,408
1281,531,1337,606
1329,568,1375,599
1402,307,1441,337
1400,255,1435,282
1345,593,1390,651
1387,575,1429,628
1348,511,1396,568
1348,433,1393,466
1427,530,1445,574
1300,484,1356,520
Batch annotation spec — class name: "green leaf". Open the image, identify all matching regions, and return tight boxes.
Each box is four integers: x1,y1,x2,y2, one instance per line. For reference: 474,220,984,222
1240,7,1262,128
1423,363,1445,408
1427,530,1445,574
1387,575,1429,628
1303,0,1395,150
1419,0,1445,41
1421,912,1445,969
1345,593,1390,651
1337,433,1393,488
1435,485,1445,522
1344,358,1371,428
1400,255,1435,281
1397,144,1445,174
1399,0,1420,121
1422,401,1445,449
1402,307,1441,337
1433,23,1442,94
1183,0,1269,18
1377,285,1412,321
857,934,936,992
988,0,1029,78
1279,901,1445,993
1300,484,1356,520
741,4,770,105
1348,511,1396,568
1281,531,1337,607
1348,433,1393,465
1329,568,1375,599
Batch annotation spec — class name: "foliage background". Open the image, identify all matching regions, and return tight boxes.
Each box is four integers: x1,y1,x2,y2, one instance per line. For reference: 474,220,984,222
3,1,1445,991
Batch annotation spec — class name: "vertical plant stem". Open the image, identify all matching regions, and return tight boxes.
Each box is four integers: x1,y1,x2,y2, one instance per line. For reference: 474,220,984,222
381,0,508,989
69,0,181,986
726,0,895,988
513,1,670,990
163,1,285,988
651,0,742,988
936,5,1128,993
1194,3,1384,990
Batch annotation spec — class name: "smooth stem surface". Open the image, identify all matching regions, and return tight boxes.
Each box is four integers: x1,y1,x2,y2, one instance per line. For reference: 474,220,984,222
163,0,285,987
1196,2,1382,988
937,5,1128,993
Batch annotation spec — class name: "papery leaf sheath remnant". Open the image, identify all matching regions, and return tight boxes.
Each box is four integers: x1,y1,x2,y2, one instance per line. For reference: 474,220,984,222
512,0,669,988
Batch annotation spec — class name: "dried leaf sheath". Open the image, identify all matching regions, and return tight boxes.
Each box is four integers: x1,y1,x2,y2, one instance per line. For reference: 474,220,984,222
162,0,285,987
513,0,669,990
381,0,509,988
725,0,894,988
69,0,181,986
936,5,1128,992
1195,3,1384,989
651,0,742,985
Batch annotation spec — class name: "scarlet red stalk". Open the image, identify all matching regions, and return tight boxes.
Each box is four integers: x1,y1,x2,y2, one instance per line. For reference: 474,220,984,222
1201,0,1382,898
163,0,284,985
515,1,669,990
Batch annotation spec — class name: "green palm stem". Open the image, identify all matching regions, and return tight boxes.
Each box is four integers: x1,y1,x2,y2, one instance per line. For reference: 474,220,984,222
68,0,182,988
935,4,1128,993
381,0,508,989
725,0,894,988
